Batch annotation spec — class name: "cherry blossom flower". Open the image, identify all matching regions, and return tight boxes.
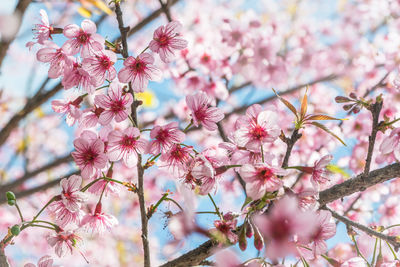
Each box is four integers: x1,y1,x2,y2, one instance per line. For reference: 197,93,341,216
191,155,217,195
299,210,336,259
71,131,108,179
158,144,193,176
94,82,133,125
301,155,333,188
239,163,286,200
32,10,53,45
186,92,224,131
24,255,56,267
51,96,82,126
82,48,117,86
47,230,81,257
212,212,238,244
36,41,73,79
117,53,162,92
341,257,366,267
254,196,317,259
234,104,280,151
81,203,118,234
107,127,147,167
59,175,87,212
148,122,185,155
215,249,260,267
48,200,84,227
62,19,104,56
380,128,400,161
62,61,97,93
149,21,188,63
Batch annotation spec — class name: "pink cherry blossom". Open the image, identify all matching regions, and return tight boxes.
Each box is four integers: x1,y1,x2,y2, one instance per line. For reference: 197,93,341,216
234,104,280,151
48,200,84,227
32,10,53,45
62,61,97,93
299,210,336,259
254,196,317,259
158,144,193,176
117,53,162,92
36,41,73,79
301,155,333,188
51,96,82,126
59,175,87,212
239,163,286,200
149,21,188,63
47,230,81,257
62,19,104,56
148,122,185,155
94,82,133,125
191,155,217,195
82,48,117,86
24,255,56,267
81,203,118,234
71,131,108,179
186,92,224,131
212,212,238,244
107,127,147,167
380,128,400,161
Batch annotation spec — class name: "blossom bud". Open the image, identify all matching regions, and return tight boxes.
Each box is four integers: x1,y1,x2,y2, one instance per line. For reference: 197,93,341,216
349,92,357,99
343,104,354,111
352,106,361,114
6,191,16,201
238,225,247,251
95,202,102,215
253,224,264,251
245,222,253,238
11,225,20,236
335,96,351,103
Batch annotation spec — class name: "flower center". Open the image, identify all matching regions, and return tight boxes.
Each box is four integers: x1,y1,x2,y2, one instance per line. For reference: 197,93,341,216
257,167,274,182
121,136,136,148
251,125,267,140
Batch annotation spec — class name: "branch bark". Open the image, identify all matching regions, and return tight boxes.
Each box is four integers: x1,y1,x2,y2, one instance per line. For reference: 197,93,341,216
0,0,32,67
160,162,400,266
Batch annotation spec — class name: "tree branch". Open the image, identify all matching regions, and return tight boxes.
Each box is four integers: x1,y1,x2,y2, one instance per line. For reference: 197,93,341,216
0,0,32,67
0,154,73,194
325,206,400,250
159,162,400,266
114,2,150,266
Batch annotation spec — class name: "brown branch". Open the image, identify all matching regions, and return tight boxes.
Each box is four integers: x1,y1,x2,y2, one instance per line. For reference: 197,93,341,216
0,170,79,204
281,129,302,168
363,99,383,177
158,0,172,22
114,2,150,266
0,0,32,68
0,247,10,267
325,206,400,250
0,82,63,148
0,154,73,195
159,239,221,267
160,162,400,266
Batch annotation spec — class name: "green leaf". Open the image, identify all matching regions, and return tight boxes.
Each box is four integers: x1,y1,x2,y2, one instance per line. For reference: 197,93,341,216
311,122,347,146
241,197,252,211
272,88,298,119
300,86,308,120
306,114,346,121
326,164,350,178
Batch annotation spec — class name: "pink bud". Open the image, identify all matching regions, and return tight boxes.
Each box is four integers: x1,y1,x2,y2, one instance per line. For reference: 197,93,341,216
239,226,247,251
95,202,102,215
253,224,264,251
245,222,253,238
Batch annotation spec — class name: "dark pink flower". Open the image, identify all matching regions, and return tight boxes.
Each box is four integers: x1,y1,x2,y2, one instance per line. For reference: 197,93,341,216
254,196,317,259
62,19,104,56
51,96,82,126
47,230,81,257
149,21,188,62
36,41,73,79
107,127,147,167
186,92,224,131
234,104,280,151
118,53,162,92
24,255,56,267
94,82,133,125
81,203,118,234
212,212,238,244
148,122,185,155
82,49,117,86
158,144,193,176
59,175,87,212
32,10,53,45
239,163,286,200
380,128,400,161
62,61,98,93
71,131,108,179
